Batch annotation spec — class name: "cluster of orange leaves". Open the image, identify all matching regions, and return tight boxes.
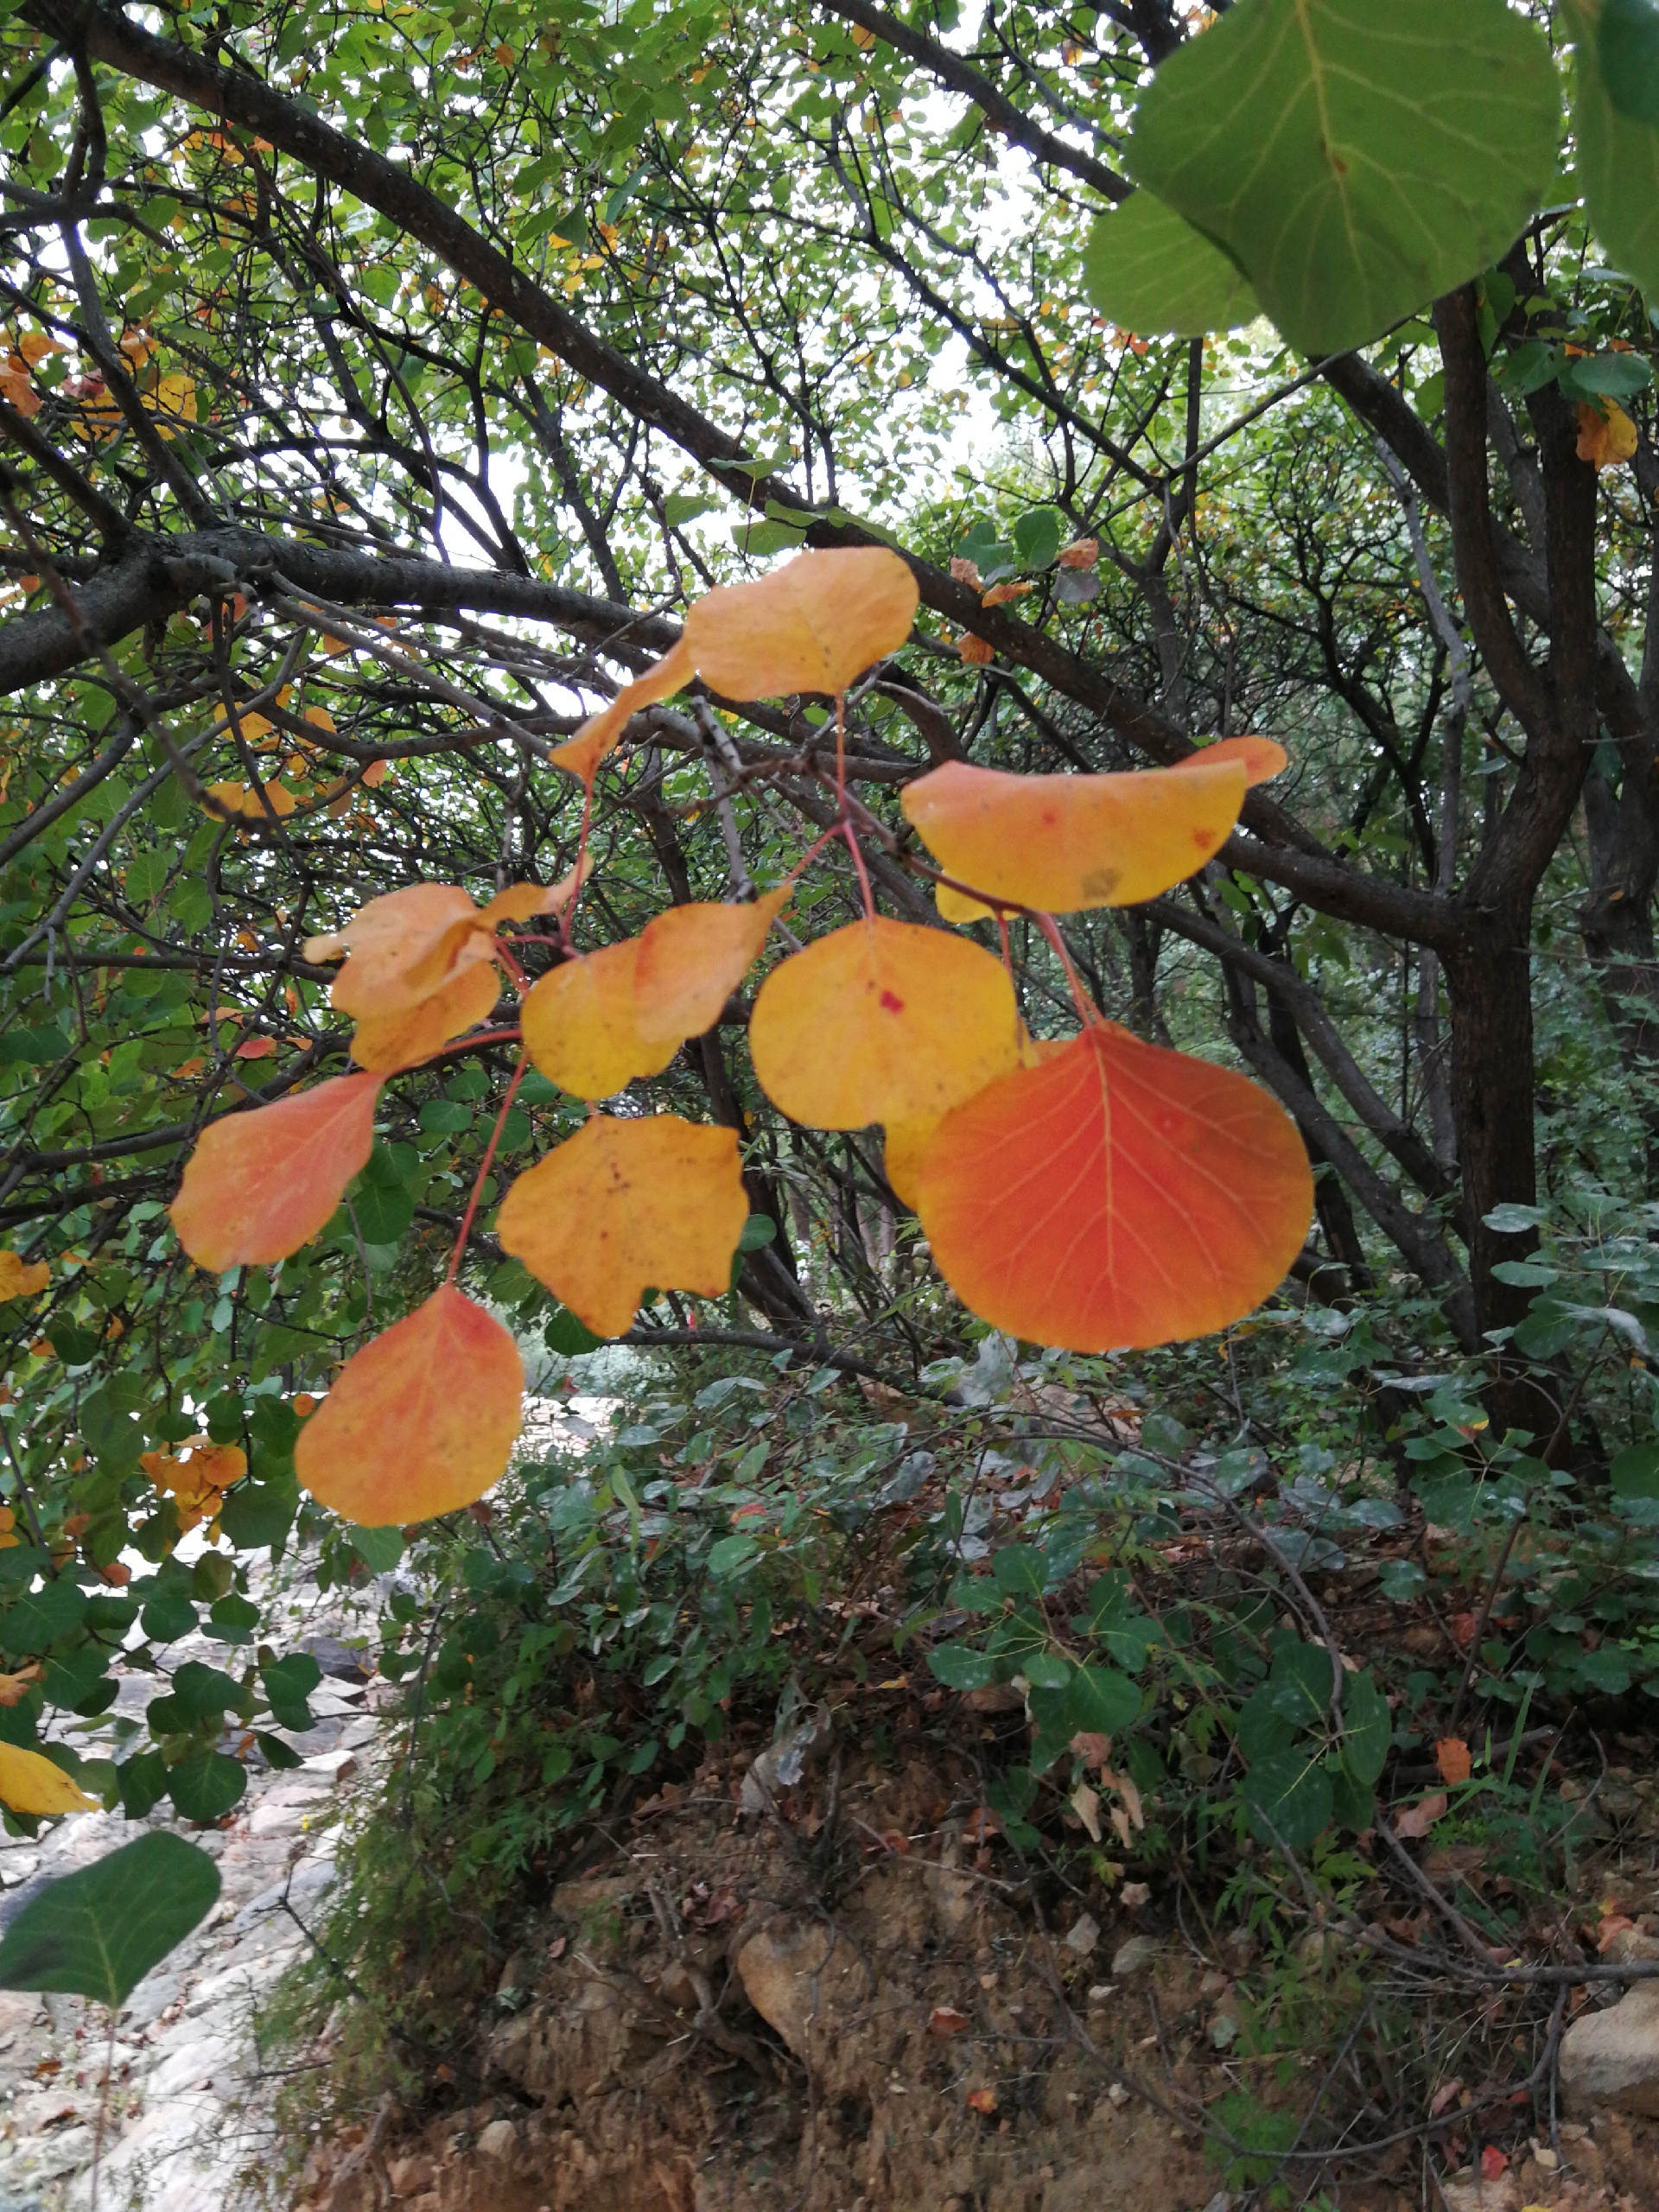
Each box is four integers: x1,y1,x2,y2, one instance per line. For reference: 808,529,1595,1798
138,1440,247,1536
167,550,1311,1534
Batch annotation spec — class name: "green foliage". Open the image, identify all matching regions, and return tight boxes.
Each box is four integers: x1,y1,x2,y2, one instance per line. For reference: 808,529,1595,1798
1084,191,1259,339
0,1833,219,2006
1128,0,1561,350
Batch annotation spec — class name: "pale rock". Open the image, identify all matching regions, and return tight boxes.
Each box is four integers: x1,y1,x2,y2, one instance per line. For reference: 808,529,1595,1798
1109,1935,1157,1978
1063,1912,1099,1957
1560,1979,1659,2115
735,1922,866,2058
388,2151,436,2196
476,2116,518,2161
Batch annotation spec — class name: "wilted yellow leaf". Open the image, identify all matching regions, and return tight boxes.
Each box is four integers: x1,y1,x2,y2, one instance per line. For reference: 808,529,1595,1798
1577,399,1638,468
203,780,297,821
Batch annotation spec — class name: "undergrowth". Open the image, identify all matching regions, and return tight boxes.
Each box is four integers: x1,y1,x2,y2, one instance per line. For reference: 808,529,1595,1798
267,1229,1659,2202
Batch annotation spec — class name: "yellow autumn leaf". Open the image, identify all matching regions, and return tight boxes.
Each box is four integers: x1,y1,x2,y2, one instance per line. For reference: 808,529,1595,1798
0,1743,95,1816
0,1250,49,1299
1577,399,1638,468
203,780,298,821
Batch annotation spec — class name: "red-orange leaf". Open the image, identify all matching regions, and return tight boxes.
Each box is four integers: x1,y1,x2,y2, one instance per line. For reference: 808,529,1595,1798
497,1115,747,1337
902,757,1248,915
295,1285,523,1524
170,1072,382,1271
750,917,1020,1129
910,1023,1312,1350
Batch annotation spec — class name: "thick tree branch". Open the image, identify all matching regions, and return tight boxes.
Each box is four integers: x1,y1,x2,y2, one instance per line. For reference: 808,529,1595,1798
812,0,1131,201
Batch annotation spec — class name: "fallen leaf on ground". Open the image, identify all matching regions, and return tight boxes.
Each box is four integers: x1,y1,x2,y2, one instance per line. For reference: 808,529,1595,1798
1435,1737,1472,1787
1394,1792,1448,1840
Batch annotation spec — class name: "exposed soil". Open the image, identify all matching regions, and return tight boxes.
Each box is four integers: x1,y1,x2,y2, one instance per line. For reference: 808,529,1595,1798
294,1726,1659,2212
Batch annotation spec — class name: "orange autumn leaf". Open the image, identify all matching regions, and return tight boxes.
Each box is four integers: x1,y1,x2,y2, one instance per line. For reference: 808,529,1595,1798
909,1023,1312,1351
684,546,917,700
551,549,918,783
1434,1737,1472,1788
902,757,1247,916
980,582,1033,607
1171,735,1287,785
351,963,501,1074
142,1439,245,1535
1578,398,1638,468
550,640,696,785
0,1744,95,1816
750,917,1020,1130
0,1662,41,1707
295,1284,523,1524
204,779,297,821
0,1250,49,1299
521,939,679,1100
632,891,788,1041
169,1071,381,1269
497,1115,747,1338
957,632,995,664
306,870,582,1071
306,884,481,1017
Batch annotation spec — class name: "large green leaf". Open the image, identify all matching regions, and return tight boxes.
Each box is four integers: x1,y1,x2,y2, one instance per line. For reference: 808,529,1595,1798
1084,191,1259,337
1243,1750,1333,1851
1340,1669,1391,1787
1575,2,1659,300
0,1833,219,2007
1128,0,1561,353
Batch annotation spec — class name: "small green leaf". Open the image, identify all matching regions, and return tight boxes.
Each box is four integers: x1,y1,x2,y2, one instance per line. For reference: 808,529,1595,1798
927,1643,997,1690
1612,1445,1659,1500
1084,189,1259,336
0,1833,219,2006
1011,506,1066,571
1340,1669,1391,1787
348,1523,404,1571
1065,1660,1141,1736
168,1750,246,1824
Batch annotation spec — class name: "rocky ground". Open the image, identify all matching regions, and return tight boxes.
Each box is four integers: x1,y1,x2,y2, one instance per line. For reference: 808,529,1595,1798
0,1579,384,2212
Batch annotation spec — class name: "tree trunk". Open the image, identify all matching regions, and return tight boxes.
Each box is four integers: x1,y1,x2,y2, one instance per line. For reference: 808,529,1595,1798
1442,913,1560,1437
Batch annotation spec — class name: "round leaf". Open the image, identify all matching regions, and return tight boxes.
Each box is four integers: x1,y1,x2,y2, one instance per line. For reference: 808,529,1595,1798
1128,0,1562,354
0,1833,220,2007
